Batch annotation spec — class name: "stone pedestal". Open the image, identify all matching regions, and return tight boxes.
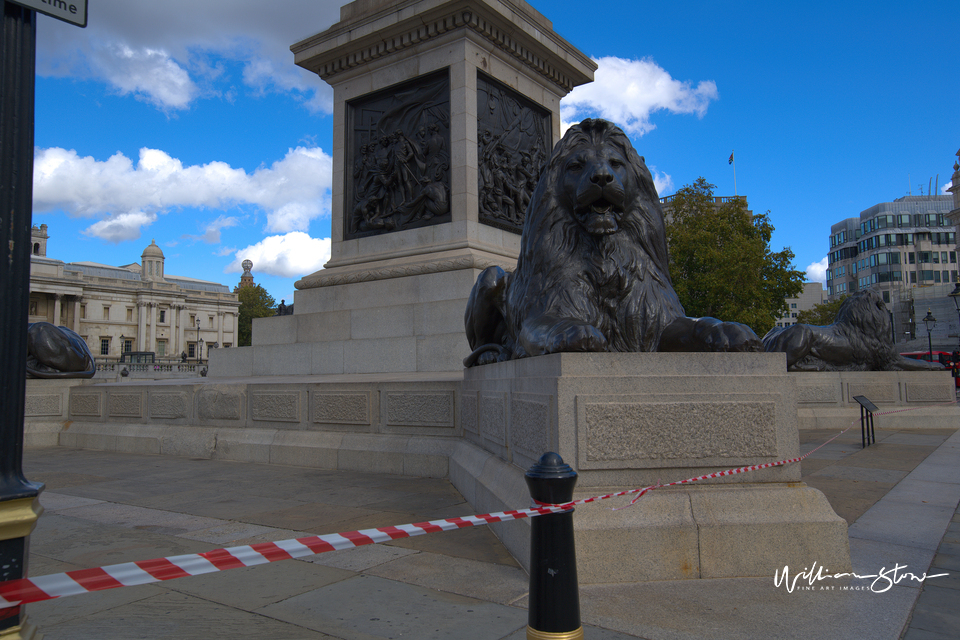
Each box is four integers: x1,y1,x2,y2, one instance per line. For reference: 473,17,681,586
211,0,595,377
794,370,958,430
459,352,851,582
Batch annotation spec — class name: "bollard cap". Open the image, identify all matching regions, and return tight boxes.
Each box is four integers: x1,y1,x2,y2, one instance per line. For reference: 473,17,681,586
526,452,577,480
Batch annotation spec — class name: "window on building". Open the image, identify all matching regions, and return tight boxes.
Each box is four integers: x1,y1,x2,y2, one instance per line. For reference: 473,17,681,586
908,253,916,264
208,316,214,328
80,304,86,319
190,314,196,326
791,313,798,318
100,338,110,355
910,271,917,284
188,343,196,358
951,252,957,264
882,291,890,303
123,339,132,353
790,303,797,309
126,308,133,322
157,340,166,357
942,252,949,264
159,309,166,323
103,305,110,320
29,300,38,316
942,271,949,284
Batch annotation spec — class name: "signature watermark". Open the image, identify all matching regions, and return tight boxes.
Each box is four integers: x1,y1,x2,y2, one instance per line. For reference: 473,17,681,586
775,561,949,594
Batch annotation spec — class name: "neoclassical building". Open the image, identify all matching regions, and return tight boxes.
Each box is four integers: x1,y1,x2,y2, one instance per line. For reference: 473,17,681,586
28,225,240,360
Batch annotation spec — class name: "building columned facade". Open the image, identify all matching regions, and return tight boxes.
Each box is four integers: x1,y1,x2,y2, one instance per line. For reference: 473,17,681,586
29,226,240,361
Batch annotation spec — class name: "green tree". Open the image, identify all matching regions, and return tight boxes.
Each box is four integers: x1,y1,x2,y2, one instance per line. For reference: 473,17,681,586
237,284,276,347
795,295,848,326
665,177,805,337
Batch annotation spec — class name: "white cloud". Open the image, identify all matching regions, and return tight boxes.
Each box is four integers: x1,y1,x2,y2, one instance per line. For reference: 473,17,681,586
36,0,344,112
33,146,333,237
83,211,157,243
943,180,954,195
97,44,197,110
561,56,719,136
651,170,673,197
227,232,331,278
806,257,829,285
185,215,241,244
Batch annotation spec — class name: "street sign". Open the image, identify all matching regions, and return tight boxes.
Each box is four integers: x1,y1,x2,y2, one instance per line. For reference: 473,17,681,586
7,0,87,28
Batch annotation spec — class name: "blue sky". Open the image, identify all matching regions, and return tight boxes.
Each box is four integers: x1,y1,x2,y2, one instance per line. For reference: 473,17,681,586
31,0,958,304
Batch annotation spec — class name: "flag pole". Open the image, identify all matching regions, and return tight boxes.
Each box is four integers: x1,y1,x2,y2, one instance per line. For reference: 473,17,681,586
729,150,737,196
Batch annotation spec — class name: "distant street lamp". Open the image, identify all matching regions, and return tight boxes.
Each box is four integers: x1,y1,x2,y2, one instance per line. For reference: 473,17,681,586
195,318,201,364
949,279,960,352
922,309,936,363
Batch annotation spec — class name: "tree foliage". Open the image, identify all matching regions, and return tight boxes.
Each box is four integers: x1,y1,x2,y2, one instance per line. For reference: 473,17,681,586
665,177,805,337
795,295,848,326
237,284,276,347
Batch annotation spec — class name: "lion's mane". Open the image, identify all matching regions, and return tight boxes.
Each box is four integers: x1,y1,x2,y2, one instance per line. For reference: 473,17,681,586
505,119,685,354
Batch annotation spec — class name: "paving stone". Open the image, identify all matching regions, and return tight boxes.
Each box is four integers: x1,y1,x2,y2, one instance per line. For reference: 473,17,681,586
37,590,335,640
809,465,909,484
256,574,527,639
166,560,355,611
365,551,528,605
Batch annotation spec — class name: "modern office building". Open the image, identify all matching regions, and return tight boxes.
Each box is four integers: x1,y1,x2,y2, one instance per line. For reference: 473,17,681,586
826,195,956,302
825,195,956,342
947,149,960,240
28,225,240,360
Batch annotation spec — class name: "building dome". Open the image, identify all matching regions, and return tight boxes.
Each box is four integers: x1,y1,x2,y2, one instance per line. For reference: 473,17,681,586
242,259,253,274
141,239,165,259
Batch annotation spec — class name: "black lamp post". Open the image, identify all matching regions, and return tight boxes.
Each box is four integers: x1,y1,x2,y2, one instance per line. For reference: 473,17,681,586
198,338,204,365
195,318,200,364
950,279,960,352
922,308,936,362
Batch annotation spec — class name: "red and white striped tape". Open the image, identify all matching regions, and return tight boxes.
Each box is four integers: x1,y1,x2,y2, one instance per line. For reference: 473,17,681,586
2,398,954,609
0,504,571,609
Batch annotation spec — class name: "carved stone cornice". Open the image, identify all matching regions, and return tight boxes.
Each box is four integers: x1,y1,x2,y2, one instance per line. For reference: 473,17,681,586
295,252,512,289
294,2,594,94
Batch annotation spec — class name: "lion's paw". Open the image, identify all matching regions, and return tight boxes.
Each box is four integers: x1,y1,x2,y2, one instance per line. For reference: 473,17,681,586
698,320,762,353
541,320,608,354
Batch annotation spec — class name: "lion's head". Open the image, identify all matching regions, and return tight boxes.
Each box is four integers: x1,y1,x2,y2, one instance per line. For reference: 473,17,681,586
519,119,673,281
505,118,684,353
833,289,890,336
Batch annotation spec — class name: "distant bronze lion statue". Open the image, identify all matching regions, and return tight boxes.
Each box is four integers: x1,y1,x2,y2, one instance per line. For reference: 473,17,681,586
27,322,96,379
464,118,760,366
762,289,943,371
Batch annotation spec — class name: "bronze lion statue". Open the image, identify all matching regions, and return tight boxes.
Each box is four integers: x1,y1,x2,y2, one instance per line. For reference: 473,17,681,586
762,289,944,371
27,322,96,378
464,118,760,367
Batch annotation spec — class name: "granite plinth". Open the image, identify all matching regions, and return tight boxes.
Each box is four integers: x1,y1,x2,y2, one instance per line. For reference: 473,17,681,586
794,371,958,430
460,352,851,581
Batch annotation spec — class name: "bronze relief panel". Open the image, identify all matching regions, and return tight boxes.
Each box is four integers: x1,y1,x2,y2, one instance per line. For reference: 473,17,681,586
345,70,451,240
477,72,551,234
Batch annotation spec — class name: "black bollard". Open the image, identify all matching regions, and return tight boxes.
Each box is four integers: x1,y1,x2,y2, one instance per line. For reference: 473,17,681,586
525,452,582,640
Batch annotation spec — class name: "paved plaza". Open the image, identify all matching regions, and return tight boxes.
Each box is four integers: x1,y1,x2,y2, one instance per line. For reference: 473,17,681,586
18,424,960,640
